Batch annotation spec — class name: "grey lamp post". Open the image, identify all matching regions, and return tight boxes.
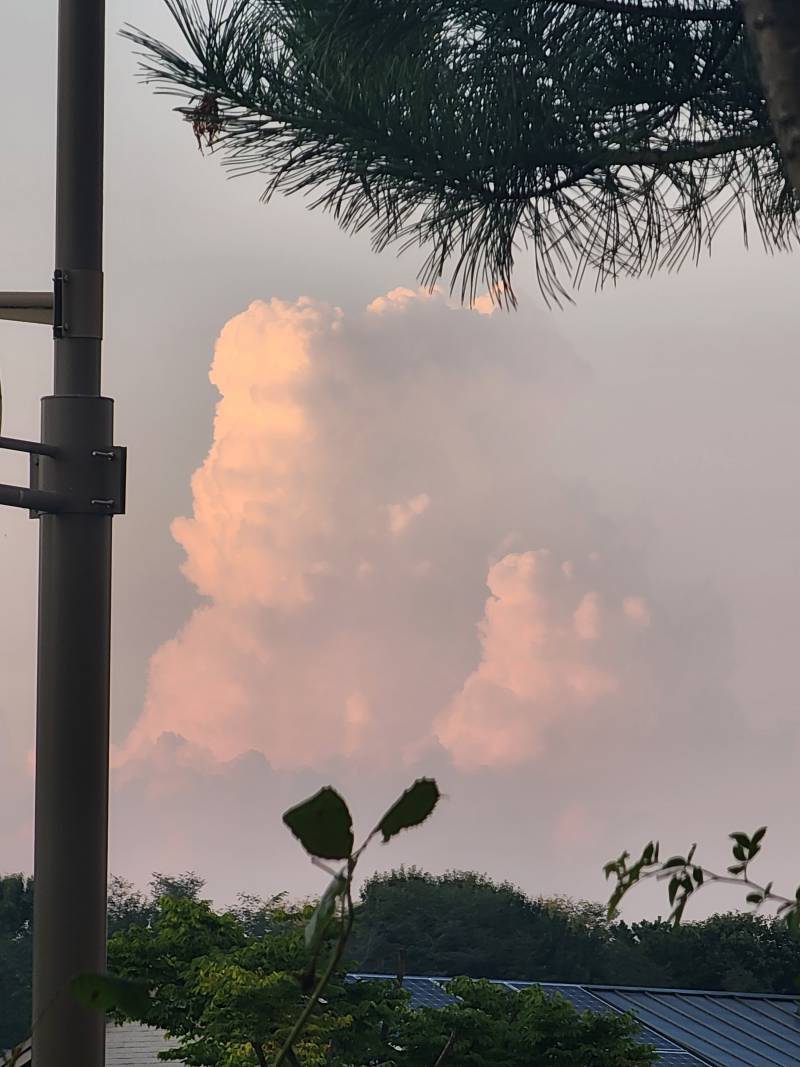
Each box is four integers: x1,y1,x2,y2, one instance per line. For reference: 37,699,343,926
0,2,124,1066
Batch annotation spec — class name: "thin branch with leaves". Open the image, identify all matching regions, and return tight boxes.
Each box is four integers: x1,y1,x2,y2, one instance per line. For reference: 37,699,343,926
604,826,800,929
274,778,440,1067
69,778,441,1067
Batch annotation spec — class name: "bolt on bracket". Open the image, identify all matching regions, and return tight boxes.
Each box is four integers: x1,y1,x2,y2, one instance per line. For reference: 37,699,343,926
0,397,126,517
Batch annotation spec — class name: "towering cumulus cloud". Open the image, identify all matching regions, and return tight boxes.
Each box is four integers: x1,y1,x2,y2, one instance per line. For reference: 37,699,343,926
121,288,655,775
435,550,649,768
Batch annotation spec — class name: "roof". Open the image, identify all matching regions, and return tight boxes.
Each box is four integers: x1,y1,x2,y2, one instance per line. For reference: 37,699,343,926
5,979,800,1066
350,975,800,1066
1,1024,179,1067
106,1023,180,1066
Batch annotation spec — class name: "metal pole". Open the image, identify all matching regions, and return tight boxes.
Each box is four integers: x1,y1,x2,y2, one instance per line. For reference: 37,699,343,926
32,1,110,1066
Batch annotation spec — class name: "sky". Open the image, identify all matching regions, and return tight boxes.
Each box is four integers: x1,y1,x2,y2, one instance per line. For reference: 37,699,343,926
1,0,799,921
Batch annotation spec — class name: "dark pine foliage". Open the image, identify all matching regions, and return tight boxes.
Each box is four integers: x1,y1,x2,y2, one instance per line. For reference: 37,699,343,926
122,0,798,304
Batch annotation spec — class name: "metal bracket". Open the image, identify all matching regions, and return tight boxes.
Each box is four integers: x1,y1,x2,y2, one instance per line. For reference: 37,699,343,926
0,402,126,517
53,269,103,339
0,291,54,326
30,444,126,517
0,436,64,513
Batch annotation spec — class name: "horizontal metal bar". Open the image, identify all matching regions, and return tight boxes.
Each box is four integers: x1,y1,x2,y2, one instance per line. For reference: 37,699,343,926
0,435,59,458
0,291,54,326
0,483,65,513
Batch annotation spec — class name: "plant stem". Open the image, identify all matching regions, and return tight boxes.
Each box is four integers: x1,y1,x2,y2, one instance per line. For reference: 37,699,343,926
273,869,357,1067
433,1031,456,1067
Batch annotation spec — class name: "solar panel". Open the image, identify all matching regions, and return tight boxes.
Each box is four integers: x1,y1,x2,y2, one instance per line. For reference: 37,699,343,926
345,974,456,1009
657,1055,709,1066
540,984,690,1055
345,976,800,1066
545,984,616,1015
595,988,800,1067
401,977,455,1009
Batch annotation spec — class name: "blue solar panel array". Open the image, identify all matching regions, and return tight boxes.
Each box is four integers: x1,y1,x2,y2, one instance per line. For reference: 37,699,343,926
595,987,800,1067
507,981,694,1058
348,974,800,1066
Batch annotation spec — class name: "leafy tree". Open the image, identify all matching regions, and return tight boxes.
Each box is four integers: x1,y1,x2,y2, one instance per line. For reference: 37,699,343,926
620,913,800,994
10,861,800,1055
350,868,615,983
108,894,404,1066
603,827,800,995
227,893,291,941
150,871,207,903
106,902,655,1067
125,0,800,303
0,874,33,936
0,868,224,1049
107,875,153,936
77,779,442,1067
0,875,33,1050
395,977,656,1067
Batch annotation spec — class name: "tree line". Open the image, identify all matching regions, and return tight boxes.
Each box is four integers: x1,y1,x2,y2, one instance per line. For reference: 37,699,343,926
2,866,800,1051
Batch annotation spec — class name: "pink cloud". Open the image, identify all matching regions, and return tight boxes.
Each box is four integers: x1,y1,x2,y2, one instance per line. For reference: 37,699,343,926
435,552,620,769
388,493,430,536
573,592,601,641
118,289,657,779
172,297,340,610
623,596,651,626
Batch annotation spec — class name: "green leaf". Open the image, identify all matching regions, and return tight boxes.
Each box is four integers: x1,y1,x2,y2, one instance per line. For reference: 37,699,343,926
746,892,763,905
728,862,746,876
752,826,767,846
378,778,440,843
305,872,346,954
71,973,152,1019
730,832,751,849
662,856,685,870
283,787,354,860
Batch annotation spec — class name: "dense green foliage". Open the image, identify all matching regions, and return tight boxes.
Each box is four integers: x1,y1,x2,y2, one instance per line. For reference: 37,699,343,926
105,897,654,1067
0,875,33,1050
108,895,406,1066
350,868,800,993
620,914,800,993
3,867,800,1052
351,869,614,982
398,978,655,1067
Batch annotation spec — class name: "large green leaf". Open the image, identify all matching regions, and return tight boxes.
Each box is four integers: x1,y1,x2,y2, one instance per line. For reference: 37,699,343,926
305,872,346,954
71,973,152,1019
378,778,440,843
283,787,354,859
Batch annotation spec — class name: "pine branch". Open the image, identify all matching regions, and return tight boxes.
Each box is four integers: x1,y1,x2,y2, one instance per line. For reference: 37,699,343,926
121,0,798,304
551,0,737,20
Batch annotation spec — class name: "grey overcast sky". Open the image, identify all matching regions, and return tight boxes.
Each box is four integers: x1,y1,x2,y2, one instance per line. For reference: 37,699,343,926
1,0,799,917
